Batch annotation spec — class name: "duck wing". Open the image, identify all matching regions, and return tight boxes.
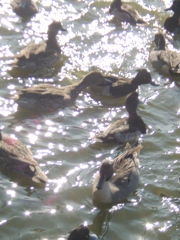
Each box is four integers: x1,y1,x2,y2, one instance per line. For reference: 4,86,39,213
121,4,144,24
112,143,142,184
17,84,65,97
0,135,37,166
95,119,127,142
159,50,180,75
16,42,48,59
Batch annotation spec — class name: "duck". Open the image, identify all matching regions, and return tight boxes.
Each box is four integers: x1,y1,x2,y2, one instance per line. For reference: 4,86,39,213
92,142,142,204
88,69,157,98
149,33,180,76
11,0,38,19
15,71,108,112
109,0,146,25
164,0,180,34
67,225,98,240
94,92,146,144
12,21,66,70
0,130,48,184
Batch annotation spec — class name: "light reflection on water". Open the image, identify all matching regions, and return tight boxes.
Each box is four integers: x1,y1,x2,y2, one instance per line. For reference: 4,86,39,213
0,0,179,239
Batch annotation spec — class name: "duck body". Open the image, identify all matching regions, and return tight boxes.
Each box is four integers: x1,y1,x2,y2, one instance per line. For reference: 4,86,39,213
12,21,66,70
164,0,180,33
0,132,48,183
89,69,156,98
15,71,108,112
11,0,38,18
67,225,98,240
149,33,180,76
109,0,146,25
92,142,142,204
94,92,146,144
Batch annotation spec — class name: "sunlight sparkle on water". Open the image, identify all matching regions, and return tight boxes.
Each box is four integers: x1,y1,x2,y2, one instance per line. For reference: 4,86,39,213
7,190,16,198
146,223,154,230
159,221,172,232
45,120,54,126
54,177,67,193
0,220,7,225
66,205,73,211
50,209,56,214
24,211,31,216
28,133,38,144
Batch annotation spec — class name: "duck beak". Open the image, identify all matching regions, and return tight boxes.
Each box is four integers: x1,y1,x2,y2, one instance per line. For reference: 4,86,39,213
96,174,106,189
164,6,172,11
150,81,159,86
61,26,67,32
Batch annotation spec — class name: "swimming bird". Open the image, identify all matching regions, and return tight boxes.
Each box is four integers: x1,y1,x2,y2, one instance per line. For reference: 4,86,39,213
67,225,98,240
109,0,146,25
0,131,48,184
149,33,180,76
15,71,108,112
12,21,66,70
94,92,146,143
92,142,142,204
88,69,157,98
11,0,38,19
164,0,180,34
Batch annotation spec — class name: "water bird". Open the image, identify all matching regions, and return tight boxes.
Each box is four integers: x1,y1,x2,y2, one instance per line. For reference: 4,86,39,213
88,69,157,98
92,142,142,204
109,0,146,25
164,0,180,34
149,33,180,76
11,0,38,19
0,131,48,184
15,71,108,112
11,21,66,70
67,225,98,240
94,92,146,143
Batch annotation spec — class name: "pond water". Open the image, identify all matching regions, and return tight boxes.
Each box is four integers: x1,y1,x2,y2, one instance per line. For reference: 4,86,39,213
0,0,179,239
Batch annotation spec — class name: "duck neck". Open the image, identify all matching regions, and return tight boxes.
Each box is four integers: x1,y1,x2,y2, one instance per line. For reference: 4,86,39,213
47,31,59,46
94,181,112,204
131,76,142,87
73,78,93,93
129,111,138,117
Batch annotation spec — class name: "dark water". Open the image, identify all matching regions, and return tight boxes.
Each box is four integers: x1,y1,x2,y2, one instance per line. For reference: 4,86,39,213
0,0,179,239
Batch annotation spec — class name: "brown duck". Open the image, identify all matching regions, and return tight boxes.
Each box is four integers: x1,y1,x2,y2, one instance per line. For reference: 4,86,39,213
11,0,38,19
94,92,146,143
67,225,98,240
89,69,157,98
15,71,108,112
109,0,146,25
92,142,142,204
12,21,66,70
0,131,48,183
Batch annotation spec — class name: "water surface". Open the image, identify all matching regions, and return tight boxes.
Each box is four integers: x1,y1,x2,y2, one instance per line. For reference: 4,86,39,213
0,0,179,239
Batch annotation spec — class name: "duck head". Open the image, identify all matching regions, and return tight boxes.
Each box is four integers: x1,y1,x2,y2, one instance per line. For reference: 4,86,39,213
134,69,158,86
154,33,166,50
67,225,98,240
48,20,67,36
96,160,114,190
109,0,122,14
